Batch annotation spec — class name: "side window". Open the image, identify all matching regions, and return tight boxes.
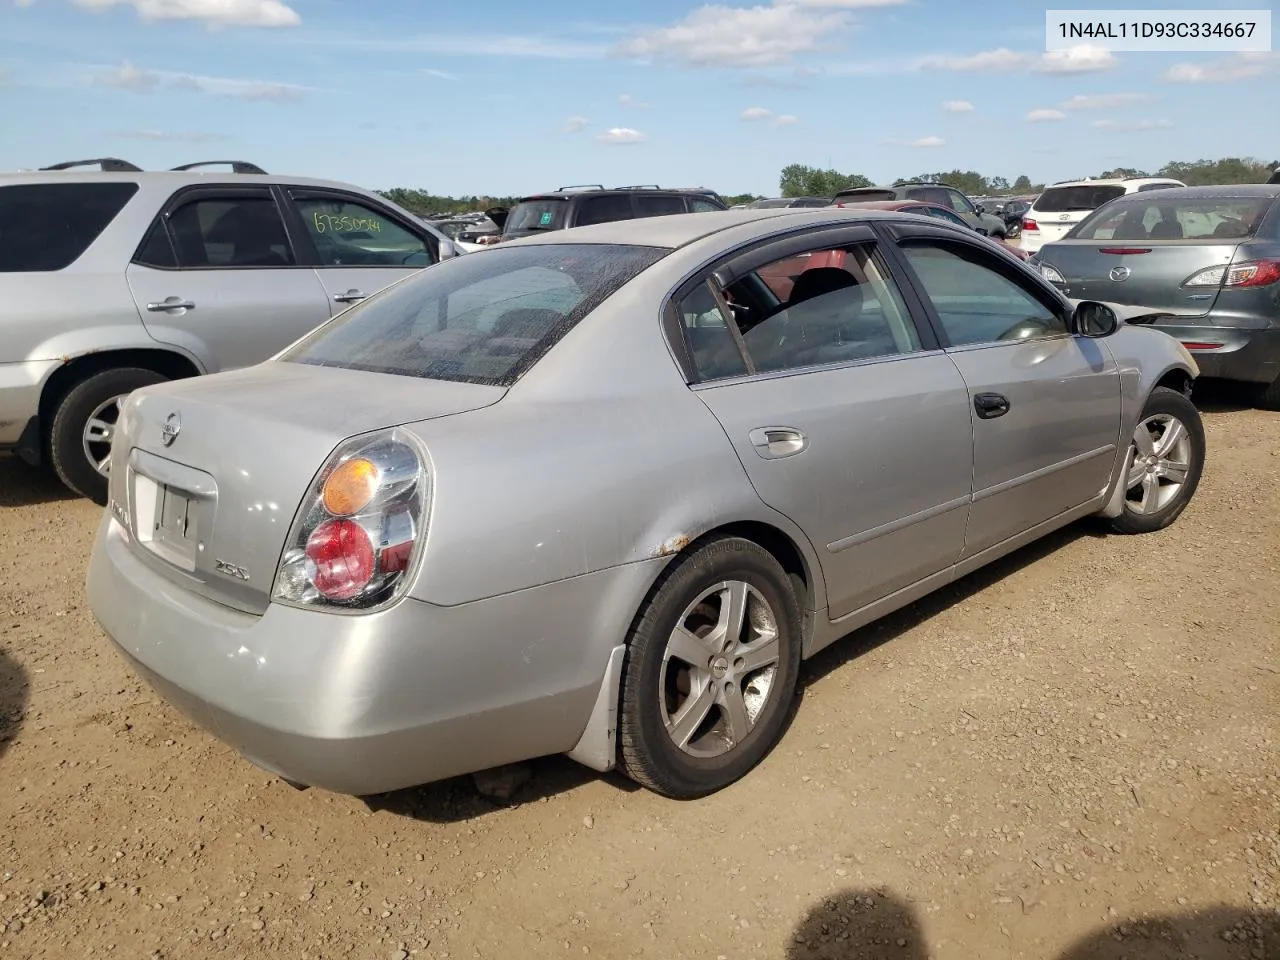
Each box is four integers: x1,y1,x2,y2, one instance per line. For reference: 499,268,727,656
947,189,977,214
1,182,139,273
922,206,970,229
166,195,295,268
899,242,1068,347
712,242,921,376
690,198,722,213
575,195,634,226
634,195,688,217
134,219,178,269
294,196,432,267
677,282,749,380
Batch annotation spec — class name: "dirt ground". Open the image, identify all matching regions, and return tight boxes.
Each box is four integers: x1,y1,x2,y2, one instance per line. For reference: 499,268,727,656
1,388,1277,960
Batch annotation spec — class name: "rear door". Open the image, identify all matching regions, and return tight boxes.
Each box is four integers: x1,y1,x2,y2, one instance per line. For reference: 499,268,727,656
883,224,1121,558
676,224,975,621
125,185,332,373
280,186,438,316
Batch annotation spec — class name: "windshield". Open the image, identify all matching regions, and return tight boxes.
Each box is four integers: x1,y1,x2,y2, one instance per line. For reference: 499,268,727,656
1035,185,1126,213
282,243,669,386
503,198,569,236
1071,196,1274,242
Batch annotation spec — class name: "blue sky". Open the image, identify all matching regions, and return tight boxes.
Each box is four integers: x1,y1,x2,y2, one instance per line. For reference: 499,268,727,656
1,0,1276,196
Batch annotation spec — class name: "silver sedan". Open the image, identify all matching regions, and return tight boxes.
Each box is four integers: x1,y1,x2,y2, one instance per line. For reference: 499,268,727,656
87,208,1206,800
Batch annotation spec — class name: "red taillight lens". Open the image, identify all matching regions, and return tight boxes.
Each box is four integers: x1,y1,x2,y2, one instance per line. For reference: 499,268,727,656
1183,259,1280,289
305,519,376,601
1022,218,1039,232
1181,341,1225,351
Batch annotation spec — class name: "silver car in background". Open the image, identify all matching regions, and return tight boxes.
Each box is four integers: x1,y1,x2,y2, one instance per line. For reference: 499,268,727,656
88,208,1205,801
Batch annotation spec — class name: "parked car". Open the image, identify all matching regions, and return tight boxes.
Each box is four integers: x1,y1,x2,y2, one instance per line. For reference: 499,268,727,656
832,181,1008,237
828,199,1028,263
744,197,831,208
1029,183,1280,407
0,158,458,504
497,185,726,240
1020,177,1185,254
985,196,1036,239
428,215,500,252
88,207,1204,802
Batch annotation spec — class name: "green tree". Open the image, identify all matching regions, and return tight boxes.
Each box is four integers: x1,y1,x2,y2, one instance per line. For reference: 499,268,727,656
779,164,873,198
902,170,991,195
987,176,1010,193
1156,157,1276,185
1098,167,1149,179
1012,175,1033,191
723,193,766,206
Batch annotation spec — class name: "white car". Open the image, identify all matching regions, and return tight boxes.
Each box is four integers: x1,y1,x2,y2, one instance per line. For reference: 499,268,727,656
1019,177,1185,254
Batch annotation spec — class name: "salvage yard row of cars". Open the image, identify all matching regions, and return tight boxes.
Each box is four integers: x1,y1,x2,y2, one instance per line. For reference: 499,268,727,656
2,153,1274,801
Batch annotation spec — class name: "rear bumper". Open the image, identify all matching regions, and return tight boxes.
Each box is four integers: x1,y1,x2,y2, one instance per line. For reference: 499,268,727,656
1151,324,1280,385
88,512,660,795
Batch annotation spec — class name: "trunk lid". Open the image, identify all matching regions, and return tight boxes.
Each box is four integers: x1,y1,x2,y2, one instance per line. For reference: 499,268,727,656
1036,240,1241,317
109,361,505,615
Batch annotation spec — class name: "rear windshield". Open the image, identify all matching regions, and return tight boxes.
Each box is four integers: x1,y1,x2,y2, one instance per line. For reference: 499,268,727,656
835,189,895,202
1071,196,1274,242
1034,185,1126,212
282,243,668,386
0,182,139,272
503,198,569,236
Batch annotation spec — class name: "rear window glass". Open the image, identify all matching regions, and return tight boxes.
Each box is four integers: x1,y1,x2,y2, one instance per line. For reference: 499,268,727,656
503,199,568,236
1071,196,1274,242
836,189,895,202
282,243,668,386
1034,185,1126,212
0,182,139,272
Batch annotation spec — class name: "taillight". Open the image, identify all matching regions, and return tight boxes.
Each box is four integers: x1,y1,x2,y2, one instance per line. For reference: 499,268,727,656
1182,259,1280,289
1022,218,1039,232
273,428,430,611
1181,341,1225,351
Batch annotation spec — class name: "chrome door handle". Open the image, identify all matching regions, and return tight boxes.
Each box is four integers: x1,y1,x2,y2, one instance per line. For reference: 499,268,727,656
146,298,195,311
333,289,367,303
748,427,808,459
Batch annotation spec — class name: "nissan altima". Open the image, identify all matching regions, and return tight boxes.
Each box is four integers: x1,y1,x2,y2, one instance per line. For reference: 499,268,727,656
87,207,1206,800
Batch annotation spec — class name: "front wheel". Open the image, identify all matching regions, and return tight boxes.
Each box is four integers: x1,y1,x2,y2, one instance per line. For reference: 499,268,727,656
1109,386,1205,534
49,367,167,505
617,537,802,799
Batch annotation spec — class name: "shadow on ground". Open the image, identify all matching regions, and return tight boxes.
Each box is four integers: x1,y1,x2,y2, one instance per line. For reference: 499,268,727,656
0,646,29,762
786,887,1280,959
0,457,77,508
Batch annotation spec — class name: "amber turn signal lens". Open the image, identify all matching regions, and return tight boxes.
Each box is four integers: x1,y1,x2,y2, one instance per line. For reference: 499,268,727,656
322,457,379,516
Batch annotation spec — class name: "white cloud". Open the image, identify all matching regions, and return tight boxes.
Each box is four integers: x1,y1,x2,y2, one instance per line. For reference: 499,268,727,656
330,34,607,60
1026,108,1066,122
560,115,589,133
113,129,229,142
942,99,974,112
921,47,1029,72
68,0,300,27
1059,92,1152,110
910,135,944,147
741,105,774,120
1090,118,1174,132
597,127,646,144
618,92,649,108
1034,45,1117,74
1163,51,1277,83
99,61,309,101
773,113,798,126
422,68,456,81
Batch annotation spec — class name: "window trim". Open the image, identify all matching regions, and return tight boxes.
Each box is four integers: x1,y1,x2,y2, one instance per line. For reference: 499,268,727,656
280,185,440,267
130,183,302,272
664,223,942,385
877,221,1074,351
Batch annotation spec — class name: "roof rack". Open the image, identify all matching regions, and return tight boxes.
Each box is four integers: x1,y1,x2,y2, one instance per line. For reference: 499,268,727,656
40,158,143,172
615,184,660,190
171,161,268,175
555,183,605,192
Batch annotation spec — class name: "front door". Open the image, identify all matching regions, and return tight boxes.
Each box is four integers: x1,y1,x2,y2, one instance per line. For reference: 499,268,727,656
126,186,332,373
677,226,975,621
888,230,1122,557
281,187,438,316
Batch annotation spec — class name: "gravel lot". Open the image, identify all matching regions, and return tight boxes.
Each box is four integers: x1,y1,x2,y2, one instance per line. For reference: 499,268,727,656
1,388,1277,960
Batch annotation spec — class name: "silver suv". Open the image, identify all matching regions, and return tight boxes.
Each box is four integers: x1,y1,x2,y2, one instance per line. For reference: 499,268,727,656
0,158,456,503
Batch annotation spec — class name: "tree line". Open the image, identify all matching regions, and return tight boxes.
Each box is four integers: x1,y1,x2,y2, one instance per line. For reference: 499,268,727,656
377,156,1278,216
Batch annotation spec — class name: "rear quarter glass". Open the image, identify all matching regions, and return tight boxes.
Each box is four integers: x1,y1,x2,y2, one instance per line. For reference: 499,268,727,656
281,243,668,387
0,181,140,272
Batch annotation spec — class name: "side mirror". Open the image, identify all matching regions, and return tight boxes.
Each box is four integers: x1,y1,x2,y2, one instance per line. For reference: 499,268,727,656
974,203,986,215
438,238,460,259
1072,300,1120,337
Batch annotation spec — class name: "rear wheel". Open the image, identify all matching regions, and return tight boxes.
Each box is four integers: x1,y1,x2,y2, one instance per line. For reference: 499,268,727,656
1109,386,1205,534
49,367,167,505
617,537,802,799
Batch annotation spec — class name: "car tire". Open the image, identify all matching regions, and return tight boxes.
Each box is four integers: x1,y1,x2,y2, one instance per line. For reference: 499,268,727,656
50,367,167,505
617,536,802,799
1109,386,1205,535
1252,375,1280,411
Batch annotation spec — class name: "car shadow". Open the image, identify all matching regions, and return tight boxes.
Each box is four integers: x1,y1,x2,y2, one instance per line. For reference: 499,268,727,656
0,646,29,762
1192,377,1257,413
786,886,1279,959
0,458,77,508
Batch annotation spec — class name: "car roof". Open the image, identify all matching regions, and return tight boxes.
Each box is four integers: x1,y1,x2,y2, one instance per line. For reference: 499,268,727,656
516,186,719,202
1042,177,1180,188
834,199,916,210
1092,183,1280,201
498,207,921,249
0,170,389,192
